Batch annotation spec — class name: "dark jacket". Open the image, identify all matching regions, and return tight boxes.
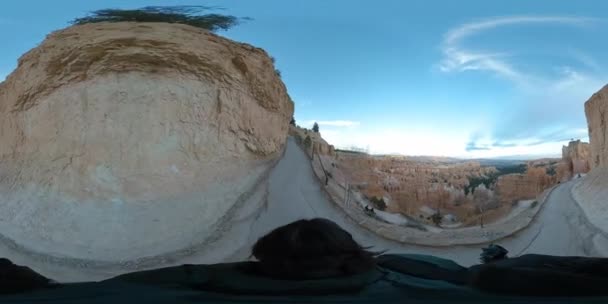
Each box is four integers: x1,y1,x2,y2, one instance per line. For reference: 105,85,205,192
2,254,608,303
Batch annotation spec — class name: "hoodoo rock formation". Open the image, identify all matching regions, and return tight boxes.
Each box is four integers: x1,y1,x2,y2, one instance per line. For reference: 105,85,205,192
495,167,554,204
0,22,293,261
562,140,591,177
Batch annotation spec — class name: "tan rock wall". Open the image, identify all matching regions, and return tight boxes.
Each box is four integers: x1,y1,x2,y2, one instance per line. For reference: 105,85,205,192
495,168,553,203
562,140,591,176
0,22,293,260
585,85,608,169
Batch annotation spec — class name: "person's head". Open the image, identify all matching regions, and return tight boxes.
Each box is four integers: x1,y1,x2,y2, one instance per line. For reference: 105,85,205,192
251,218,377,279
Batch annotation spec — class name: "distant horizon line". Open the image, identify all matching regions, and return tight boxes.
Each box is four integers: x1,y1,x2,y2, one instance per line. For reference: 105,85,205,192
334,147,562,161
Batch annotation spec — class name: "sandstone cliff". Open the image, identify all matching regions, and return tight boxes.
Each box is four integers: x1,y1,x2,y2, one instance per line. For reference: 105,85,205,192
0,22,293,260
585,85,608,169
289,125,335,157
572,84,608,233
561,140,591,177
495,167,553,204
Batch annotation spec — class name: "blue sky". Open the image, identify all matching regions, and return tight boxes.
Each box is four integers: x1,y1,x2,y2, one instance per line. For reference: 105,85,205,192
1,1,607,158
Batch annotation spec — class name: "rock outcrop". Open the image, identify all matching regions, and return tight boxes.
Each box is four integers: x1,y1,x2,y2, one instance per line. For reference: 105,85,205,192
562,140,591,176
495,167,553,204
0,22,293,260
572,84,608,234
289,126,335,158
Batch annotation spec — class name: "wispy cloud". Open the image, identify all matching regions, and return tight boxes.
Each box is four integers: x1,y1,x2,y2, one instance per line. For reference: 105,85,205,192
569,48,602,72
439,15,598,82
444,16,595,46
439,15,606,153
465,142,490,151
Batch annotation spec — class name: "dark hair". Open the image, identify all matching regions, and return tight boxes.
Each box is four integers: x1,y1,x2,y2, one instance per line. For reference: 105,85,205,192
251,218,377,279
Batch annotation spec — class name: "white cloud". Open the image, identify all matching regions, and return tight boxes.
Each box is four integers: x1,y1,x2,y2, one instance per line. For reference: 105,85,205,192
321,127,470,157
438,15,607,154
569,49,602,72
439,15,598,83
444,16,595,46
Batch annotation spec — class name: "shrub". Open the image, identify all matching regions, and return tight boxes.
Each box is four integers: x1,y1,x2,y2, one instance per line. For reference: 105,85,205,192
464,164,528,195
304,135,312,148
71,6,248,32
369,196,387,211
430,212,442,226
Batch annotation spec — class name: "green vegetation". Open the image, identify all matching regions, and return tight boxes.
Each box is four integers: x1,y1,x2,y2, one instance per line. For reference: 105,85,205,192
71,6,248,32
495,163,528,175
369,196,387,211
464,164,527,195
312,122,320,133
290,117,296,126
546,166,557,176
304,135,312,148
430,212,442,226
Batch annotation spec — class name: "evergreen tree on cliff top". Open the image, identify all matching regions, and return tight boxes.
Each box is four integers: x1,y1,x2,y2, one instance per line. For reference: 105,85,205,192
71,6,248,32
312,122,320,133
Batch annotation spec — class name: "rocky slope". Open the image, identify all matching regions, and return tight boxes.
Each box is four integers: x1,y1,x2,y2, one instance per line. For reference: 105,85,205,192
0,22,293,260
289,125,335,157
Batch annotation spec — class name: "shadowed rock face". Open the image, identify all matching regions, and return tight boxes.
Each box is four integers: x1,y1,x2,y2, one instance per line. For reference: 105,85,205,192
0,22,293,260
586,85,608,169
572,84,608,235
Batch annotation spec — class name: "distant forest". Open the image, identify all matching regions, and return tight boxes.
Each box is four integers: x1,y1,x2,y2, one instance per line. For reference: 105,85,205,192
464,164,528,195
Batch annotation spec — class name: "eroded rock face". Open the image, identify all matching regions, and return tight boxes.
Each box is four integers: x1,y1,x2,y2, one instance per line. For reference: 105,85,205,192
562,140,591,176
337,154,499,221
572,84,608,231
0,22,293,260
585,85,608,169
289,126,335,157
495,168,553,204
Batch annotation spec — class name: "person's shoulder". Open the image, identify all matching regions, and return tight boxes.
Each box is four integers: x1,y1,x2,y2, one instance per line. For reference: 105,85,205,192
377,254,466,272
